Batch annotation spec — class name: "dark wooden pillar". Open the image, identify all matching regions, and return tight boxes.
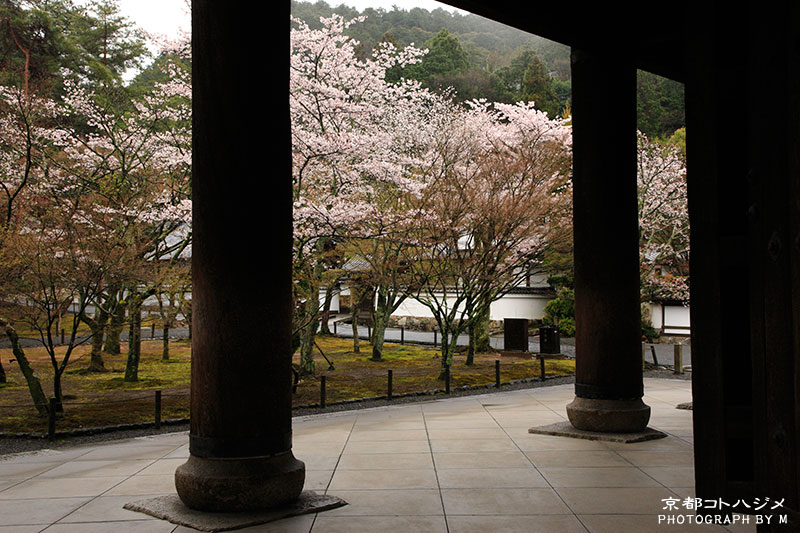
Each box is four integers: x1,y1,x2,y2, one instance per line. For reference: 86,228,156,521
748,6,800,525
688,3,800,530
565,48,650,433
685,6,753,509
174,1,305,511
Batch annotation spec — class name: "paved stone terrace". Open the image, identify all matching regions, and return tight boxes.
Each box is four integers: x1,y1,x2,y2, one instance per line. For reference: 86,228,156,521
0,379,753,532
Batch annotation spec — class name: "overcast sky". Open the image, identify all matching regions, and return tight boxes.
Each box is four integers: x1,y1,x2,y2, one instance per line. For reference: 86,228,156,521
110,0,466,38
103,0,468,80
110,0,467,42
116,0,190,41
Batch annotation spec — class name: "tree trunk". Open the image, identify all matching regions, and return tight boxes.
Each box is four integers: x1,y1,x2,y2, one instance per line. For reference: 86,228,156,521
438,329,457,380
104,298,124,354
466,305,491,366
124,300,142,382
319,286,334,335
162,323,170,360
52,371,64,412
88,321,108,372
466,320,475,366
0,356,6,383
84,307,109,372
351,302,360,353
370,318,387,362
473,305,491,353
0,319,47,415
370,287,393,362
299,313,318,376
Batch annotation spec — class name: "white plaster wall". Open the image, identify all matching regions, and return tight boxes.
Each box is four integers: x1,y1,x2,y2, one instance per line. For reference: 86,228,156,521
488,293,550,320
319,289,341,313
392,295,455,318
650,302,663,330
649,302,691,334
392,292,550,321
663,304,691,334
527,272,550,287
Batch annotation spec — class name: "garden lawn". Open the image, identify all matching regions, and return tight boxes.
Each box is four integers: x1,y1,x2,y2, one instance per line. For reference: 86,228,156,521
292,335,575,406
0,335,574,434
0,339,192,434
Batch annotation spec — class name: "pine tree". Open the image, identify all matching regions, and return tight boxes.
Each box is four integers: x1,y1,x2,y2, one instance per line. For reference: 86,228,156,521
521,55,559,117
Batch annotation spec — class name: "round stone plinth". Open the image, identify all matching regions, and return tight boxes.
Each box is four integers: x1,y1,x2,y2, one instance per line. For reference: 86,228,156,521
566,396,651,433
175,451,305,512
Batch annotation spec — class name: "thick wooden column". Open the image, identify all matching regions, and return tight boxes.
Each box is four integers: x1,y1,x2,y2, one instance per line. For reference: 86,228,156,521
688,3,800,530
748,6,800,525
685,11,754,508
174,1,305,511
565,48,650,433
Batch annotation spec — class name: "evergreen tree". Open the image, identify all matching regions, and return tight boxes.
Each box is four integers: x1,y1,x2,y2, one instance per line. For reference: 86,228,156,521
0,0,148,97
69,0,148,86
439,67,512,103
405,28,469,89
1,0,78,92
496,48,537,94
521,54,559,117
637,70,685,138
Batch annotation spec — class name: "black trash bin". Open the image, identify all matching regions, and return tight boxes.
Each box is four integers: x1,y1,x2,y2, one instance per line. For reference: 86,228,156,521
503,318,529,352
539,325,561,354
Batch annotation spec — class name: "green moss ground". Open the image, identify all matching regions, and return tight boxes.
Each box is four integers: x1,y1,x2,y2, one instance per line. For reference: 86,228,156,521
0,335,574,434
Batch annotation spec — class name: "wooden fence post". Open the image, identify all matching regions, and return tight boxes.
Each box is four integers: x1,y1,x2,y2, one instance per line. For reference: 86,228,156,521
674,345,684,374
155,390,162,429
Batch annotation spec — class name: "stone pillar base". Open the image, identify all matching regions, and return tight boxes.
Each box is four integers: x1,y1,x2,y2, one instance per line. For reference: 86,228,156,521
175,451,305,512
566,396,651,433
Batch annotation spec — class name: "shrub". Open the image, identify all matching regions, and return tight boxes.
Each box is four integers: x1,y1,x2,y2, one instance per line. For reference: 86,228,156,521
543,287,575,337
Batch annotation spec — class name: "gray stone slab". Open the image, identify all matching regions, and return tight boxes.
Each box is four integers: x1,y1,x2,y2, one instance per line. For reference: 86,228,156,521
528,421,667,443
123,491,347,532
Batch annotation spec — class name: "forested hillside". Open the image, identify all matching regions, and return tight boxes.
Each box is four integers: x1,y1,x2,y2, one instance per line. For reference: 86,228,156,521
290,0,684,138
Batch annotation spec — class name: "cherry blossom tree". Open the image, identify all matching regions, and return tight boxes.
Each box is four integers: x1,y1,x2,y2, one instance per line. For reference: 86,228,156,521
0,85,68,405
637,131,689,303
0,41,191,412
403,99,572,377
54,62,190,378
0,86,63,249
290,14,574,377
290,13,432,375
338,87,453,363
0,10,190,413
0,153,131,409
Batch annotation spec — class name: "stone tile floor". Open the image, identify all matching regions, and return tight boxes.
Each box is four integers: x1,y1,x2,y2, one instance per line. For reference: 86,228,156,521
0,379,755,532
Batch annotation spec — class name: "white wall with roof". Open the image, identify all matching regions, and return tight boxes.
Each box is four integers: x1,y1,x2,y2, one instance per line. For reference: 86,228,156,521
649,302,691,335
321,271,554,320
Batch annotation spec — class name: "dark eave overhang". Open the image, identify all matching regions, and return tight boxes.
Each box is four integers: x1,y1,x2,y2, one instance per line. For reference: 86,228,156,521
439,1,688,82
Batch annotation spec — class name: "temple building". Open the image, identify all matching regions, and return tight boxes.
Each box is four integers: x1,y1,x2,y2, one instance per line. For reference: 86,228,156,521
181,2,799,530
